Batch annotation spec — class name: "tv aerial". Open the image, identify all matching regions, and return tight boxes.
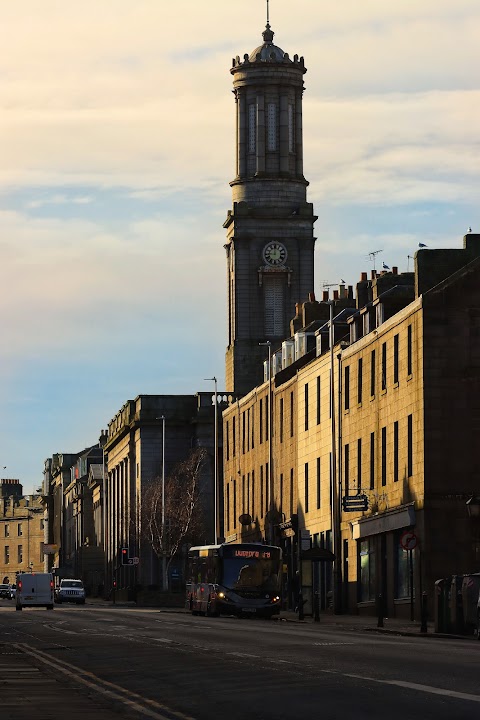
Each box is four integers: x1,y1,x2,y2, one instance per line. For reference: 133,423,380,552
366,249,383,272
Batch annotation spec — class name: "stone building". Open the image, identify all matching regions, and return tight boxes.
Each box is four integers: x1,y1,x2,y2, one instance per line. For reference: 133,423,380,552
103,393,226,595
0,481,44,582
222,236,480,618
43,445,104,590
224,22,317,396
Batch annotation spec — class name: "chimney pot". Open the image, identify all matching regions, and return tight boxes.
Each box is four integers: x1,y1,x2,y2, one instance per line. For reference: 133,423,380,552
361,272,368,282
333,290,339,300
323,290,329,301
392,266,398,275
371,270,376,280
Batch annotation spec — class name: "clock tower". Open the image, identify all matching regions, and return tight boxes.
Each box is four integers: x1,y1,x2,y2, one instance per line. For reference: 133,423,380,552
224,21,317,395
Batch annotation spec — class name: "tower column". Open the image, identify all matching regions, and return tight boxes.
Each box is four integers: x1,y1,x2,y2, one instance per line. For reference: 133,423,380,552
256,94,265,174
237,88,247,178
279,95,289,175
295,89,304,177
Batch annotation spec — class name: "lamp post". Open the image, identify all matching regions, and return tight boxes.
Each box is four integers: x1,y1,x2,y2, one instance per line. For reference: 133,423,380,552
259,341,273,545
160,416,167,590
205,378,218,544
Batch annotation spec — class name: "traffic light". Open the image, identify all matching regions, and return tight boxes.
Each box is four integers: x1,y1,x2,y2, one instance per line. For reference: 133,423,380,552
121,547,130,565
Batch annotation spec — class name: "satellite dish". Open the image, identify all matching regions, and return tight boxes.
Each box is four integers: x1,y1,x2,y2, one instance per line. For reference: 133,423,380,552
238,513,252,526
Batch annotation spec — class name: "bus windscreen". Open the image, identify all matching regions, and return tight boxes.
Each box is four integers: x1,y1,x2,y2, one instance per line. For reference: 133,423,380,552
221,547,281,593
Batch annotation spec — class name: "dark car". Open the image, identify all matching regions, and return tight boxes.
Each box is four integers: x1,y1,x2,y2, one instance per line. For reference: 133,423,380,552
0,584,12,599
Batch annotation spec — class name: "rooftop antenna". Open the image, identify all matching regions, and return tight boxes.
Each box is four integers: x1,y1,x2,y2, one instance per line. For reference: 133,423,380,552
407,254,414,272
267,0,270,25
366,249,383,272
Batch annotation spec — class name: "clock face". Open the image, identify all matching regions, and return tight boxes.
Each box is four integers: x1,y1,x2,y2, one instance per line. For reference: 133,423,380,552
263,242,287,266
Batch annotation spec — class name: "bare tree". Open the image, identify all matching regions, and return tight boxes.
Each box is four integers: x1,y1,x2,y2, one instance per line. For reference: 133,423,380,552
142,447,207,580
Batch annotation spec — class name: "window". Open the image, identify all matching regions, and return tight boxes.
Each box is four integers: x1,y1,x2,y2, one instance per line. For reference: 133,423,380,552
393,334,399,384
260,466,264,517
242,475,245,512
393,421,399,482
233,416,236,456
290,468,294,516
265,462,269,514
304,383,309,431
381,342,387,390
370,432,375,490
40,519,44,530
279,398,284,443
304,463,309,513
247,409,250,452
357,438,362,492
316,376,321,424
226,485,230,531
18,545,23,564
17,523,23,537
265,396,269,441
316,457,321,509
280,473,283,513
267,103,277,151
251,470,255,518
381,426,387,486
259,400,263,444
4,546,9,564
242,411,246,454
248,103,256,153
357,358,363,404
407,414,413,477
251,407,255,450
329,452,332,506
359,538,376,601
288,104,295,152
226,421,230,461
407,324,412,376
264,276,284,336
233,480,237,528
344,444,350,495
247,473,250,514
344,366,350,410
4,524,9,538
290,392,294,437
370,349,376,396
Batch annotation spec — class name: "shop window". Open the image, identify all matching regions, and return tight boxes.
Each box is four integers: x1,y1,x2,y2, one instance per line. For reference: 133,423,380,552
358,538,376,601
395,531,415,599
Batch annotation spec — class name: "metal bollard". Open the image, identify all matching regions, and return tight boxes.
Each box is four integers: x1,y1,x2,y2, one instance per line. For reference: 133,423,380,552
420,591,428,633
377,593,384,628
314,591,320,623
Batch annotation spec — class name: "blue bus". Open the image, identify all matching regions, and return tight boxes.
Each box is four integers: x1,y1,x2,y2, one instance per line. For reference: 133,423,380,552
186,543,282,618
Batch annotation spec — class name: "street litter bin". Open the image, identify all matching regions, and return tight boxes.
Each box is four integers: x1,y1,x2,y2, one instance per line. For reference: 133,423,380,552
434,577,451,633
449,575,465,634
461,574,480,634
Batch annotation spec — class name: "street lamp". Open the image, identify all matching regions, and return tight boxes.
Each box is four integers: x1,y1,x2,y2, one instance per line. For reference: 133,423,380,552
158,416,167,590
205,378,218,544
259,341,273,545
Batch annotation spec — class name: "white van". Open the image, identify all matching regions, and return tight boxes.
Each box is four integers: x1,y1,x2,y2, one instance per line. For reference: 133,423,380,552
16,572,54,611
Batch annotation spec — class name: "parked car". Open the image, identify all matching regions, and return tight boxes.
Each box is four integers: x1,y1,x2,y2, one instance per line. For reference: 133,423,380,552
10,584,16,599
55,579,86,605
0,583,12,599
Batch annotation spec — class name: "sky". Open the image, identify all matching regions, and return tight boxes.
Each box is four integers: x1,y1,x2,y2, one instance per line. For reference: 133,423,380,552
1,1,479,494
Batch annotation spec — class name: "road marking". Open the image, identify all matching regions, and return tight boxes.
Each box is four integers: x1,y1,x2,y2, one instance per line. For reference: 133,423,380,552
153,638,173,643
313,642,355,646
227,652,258,658
15,643,197,720
340,672,480,704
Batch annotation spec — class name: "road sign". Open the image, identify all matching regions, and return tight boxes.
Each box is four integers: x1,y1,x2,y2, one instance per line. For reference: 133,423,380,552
132,557,139,565
400,530,417,551
342,494,368,512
